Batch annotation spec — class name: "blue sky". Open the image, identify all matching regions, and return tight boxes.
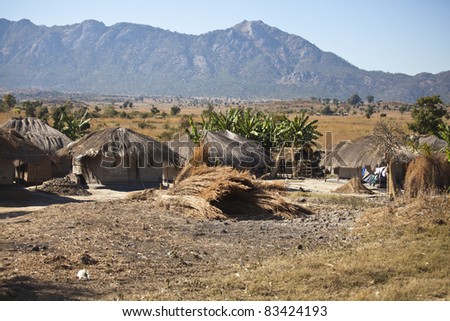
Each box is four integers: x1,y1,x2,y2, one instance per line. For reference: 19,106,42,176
2,0,449,75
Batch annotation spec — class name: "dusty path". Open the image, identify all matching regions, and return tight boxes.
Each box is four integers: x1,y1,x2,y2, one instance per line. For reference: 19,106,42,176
0,185,130,219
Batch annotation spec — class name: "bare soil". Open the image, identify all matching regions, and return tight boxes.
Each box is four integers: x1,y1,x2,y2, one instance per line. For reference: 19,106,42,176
0,179,386,300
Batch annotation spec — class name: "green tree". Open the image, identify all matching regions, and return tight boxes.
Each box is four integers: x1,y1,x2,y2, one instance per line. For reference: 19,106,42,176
408,95,447,135
366,105,375,119
277,113,321,148
2,93,16,111
36,106,50,122
22,100,43,117
321,105,334,115
367,95,375,103
399,105,407,117
102,105,118,118
186,108,321,150
171,105,181,116
348,94,362,106
437,122,450,162
151,106,160,115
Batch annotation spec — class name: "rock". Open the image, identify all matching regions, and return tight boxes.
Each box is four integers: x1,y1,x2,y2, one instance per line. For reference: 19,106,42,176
77,269,90,280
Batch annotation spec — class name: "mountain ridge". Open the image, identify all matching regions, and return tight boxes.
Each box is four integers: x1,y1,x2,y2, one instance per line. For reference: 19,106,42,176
0,18,449,102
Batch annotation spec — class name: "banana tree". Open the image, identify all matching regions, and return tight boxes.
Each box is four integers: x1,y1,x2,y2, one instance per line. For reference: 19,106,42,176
53,106,91,140
275,113,321,176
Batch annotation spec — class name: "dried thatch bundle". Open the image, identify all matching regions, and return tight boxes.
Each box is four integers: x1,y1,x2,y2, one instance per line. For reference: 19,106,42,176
333,177,374,195
129,165,312,220
404,153,450,197
1,117,72,155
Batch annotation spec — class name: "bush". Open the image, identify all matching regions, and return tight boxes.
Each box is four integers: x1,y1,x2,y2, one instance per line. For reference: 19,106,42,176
102,106,118,118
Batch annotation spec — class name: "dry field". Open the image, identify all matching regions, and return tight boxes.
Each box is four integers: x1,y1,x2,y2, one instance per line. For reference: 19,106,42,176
0,99,413,144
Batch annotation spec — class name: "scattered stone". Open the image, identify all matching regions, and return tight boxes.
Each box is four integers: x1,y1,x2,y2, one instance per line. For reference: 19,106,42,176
77,269,90,280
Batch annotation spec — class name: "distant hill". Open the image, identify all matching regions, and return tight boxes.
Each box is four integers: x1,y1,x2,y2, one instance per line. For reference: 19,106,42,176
0,18,449,102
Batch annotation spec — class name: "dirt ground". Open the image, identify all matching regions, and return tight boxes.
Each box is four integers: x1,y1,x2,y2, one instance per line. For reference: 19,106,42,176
0,179,387,300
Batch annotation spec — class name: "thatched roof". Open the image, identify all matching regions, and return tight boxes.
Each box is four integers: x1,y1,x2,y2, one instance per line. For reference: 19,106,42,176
0,129,51,164
417,135,448,151
55,127,179,166
321,136,414,169
1,117,72,155
202,130,268,170
169,133,196,165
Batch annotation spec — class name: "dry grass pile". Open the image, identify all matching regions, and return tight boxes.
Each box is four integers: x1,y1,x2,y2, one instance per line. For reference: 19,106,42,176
129,165,312,219
333,177,374,194
39,175,91,196
405,153,450,197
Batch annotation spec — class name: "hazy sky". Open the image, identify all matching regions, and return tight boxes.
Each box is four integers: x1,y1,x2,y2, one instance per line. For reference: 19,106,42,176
2,0,449,75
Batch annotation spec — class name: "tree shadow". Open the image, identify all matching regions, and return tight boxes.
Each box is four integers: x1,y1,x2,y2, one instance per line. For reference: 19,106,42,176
0,275,97,301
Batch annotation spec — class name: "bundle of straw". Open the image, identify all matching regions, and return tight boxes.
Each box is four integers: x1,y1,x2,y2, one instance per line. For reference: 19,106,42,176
130,165,312,220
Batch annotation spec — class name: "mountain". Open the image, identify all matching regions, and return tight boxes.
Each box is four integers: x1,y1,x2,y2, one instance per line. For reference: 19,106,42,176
0,18,449,102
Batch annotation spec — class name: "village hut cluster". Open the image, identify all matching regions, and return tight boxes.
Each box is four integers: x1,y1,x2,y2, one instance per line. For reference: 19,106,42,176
1,117,449,213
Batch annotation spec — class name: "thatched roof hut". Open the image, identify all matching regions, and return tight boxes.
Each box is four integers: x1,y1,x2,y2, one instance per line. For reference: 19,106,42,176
0,129,50,163
321,136,415,179
1,117,72,155
200,130,268,174
55,127,179,184
0,129,52,184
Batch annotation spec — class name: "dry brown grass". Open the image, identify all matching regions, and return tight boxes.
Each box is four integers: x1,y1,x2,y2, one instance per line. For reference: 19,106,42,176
333,177,374,195
404,153,450,197
311,113,411,147
194,195,449,300
129,165,312,219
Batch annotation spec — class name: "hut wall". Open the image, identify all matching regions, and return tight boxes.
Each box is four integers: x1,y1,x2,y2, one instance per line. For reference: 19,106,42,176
0,158,14,184
138,166,163,182
76,155,163,184
53,158,72,178
21,162,53,184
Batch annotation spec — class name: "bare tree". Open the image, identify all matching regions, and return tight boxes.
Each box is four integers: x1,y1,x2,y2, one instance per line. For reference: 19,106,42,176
372,120,408,198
